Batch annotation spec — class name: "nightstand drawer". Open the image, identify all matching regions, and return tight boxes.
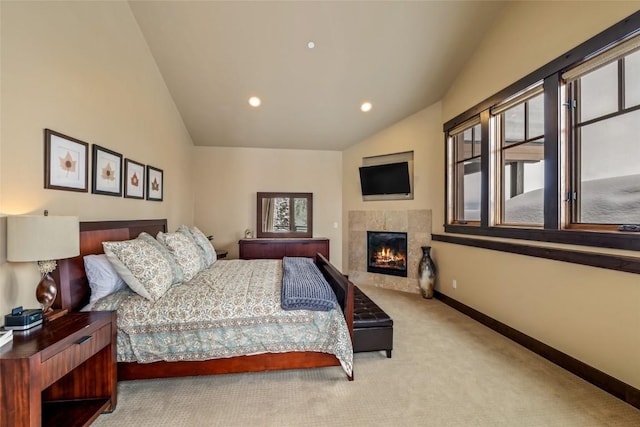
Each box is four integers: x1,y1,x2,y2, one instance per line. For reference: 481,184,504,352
41,323,111,389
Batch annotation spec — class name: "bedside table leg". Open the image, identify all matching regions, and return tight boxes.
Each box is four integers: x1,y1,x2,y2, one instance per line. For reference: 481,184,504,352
0,359,41,427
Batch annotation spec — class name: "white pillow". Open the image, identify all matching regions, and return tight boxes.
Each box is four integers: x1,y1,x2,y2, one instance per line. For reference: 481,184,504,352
157,231,205,281
103,238,173,302
83,254,128,304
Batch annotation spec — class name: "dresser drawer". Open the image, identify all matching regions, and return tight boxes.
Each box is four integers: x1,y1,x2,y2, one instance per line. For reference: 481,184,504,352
41,323,112,389
239,238,329,260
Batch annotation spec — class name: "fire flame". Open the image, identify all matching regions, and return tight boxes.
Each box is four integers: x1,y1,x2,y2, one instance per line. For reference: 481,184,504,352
372,246,406,269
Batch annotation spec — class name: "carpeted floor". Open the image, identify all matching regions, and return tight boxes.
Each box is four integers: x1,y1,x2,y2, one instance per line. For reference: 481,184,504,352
93,285,640,426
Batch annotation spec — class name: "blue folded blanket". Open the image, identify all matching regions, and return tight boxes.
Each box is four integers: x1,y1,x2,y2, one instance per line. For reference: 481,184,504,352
281,257,338,311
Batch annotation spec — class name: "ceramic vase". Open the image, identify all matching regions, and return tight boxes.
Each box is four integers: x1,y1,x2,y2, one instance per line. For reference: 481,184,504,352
418,246,436,299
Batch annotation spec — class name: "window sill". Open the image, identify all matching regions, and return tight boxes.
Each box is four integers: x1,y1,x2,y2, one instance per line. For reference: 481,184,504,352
443,224,640,252
433,232,640,275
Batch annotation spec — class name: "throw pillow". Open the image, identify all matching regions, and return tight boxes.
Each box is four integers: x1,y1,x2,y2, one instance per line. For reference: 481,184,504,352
137,232,184,284
178,225,216,267
103,238,173,301
157,231,205,281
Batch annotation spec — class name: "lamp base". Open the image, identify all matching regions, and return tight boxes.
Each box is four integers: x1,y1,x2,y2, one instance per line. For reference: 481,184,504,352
36,273,57,314
44,308,68,322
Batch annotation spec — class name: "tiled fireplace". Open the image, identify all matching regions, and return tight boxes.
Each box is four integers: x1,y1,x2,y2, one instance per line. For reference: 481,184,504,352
348,209,431,294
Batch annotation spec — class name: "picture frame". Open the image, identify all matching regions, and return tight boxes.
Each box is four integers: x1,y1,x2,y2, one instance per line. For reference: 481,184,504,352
146,165,163,201
91,145,122,196
44,129,89,192
124,158,145,199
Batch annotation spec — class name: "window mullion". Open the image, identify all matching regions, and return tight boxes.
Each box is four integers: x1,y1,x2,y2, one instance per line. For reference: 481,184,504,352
480,109,491,228
543,74,561,229
567,80,578,224
524,101,529,141
572,81,582,225
619,58,625,112
455,160,464,221
493,115,503,224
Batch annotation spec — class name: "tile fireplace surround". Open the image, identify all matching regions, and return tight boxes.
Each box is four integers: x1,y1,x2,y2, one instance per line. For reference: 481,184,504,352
348,209,431,294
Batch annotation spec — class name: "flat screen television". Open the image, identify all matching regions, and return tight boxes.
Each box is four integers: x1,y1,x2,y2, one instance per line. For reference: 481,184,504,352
359,162,411,196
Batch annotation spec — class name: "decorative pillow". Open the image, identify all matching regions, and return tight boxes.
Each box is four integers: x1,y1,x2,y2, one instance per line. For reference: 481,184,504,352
103,238,173,301
157,231,205,281
83,254,128,304
137,232,184,284
178,225,216,267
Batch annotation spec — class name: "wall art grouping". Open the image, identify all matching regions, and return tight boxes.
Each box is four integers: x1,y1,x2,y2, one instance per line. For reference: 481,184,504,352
44,128,163,201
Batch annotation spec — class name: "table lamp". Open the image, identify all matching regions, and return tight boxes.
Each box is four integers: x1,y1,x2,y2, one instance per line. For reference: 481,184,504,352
7,213,79,314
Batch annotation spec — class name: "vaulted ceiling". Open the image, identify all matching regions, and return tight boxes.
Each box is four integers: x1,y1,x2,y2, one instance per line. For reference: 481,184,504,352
129,1,505,150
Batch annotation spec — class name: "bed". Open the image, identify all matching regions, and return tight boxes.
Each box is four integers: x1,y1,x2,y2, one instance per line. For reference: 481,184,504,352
52,219,355,381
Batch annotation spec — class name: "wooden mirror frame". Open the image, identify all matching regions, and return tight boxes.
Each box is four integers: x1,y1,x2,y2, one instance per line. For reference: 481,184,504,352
256,192,313,238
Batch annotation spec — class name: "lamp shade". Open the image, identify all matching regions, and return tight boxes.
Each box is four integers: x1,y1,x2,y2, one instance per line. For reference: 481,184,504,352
7,215,80,262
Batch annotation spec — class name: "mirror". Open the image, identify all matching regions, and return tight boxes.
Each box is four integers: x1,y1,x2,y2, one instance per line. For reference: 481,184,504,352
256,192,313,238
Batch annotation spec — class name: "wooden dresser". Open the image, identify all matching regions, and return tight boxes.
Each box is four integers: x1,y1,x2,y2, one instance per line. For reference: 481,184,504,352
0,311,117,427
239,238,329,260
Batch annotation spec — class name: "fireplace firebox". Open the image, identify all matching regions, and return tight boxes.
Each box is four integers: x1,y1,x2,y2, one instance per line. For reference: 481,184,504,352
367,231,408,277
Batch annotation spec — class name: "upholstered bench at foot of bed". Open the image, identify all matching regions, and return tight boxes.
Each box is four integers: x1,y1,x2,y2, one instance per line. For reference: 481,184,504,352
353,286,393,358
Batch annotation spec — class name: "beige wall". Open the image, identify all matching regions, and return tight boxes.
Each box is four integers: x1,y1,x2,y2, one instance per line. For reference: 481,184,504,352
0,1,194,315
342,102,444,273
192,146,343,266
437,1,640,389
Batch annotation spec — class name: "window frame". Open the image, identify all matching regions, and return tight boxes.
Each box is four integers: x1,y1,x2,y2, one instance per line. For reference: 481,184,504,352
491,84,546,227
443,11,640,252
448,118,482,225
566,54,640,230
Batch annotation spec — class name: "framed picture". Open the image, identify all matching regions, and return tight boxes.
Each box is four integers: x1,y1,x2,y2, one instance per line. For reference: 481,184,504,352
124,159,145,199
44,129,89,192
91,145,122,196
146,165,163,201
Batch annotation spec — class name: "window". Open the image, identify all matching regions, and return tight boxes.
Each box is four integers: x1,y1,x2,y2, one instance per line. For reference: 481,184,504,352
448,119,481,223
443,13,640,252
491,85,545,225
564,36,640,227
256,192,312,238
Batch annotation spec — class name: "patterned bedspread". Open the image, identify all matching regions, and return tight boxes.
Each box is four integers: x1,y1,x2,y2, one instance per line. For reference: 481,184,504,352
92,259,353,375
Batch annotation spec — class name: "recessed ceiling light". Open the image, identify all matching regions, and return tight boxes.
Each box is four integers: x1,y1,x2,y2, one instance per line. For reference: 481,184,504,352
307,41,315,49
360,102,372,112
248,96,261,107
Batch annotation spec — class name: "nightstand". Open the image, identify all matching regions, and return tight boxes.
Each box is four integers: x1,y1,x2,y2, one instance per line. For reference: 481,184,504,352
0,311,117,427
216,249,228,259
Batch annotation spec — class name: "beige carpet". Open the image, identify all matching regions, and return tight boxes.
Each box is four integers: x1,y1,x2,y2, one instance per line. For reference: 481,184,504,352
93,285,640,426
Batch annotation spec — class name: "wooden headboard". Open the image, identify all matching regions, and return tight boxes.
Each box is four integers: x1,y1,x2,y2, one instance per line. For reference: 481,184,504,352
52,219,168,312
